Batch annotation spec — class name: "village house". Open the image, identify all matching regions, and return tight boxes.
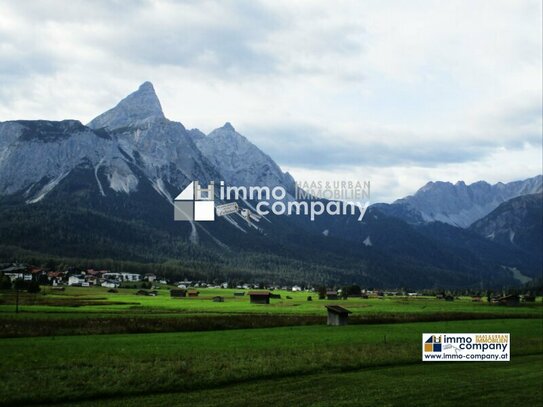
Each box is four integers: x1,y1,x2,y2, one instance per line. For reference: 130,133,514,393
120,273,141,282
101,280,120,289
47,271,64,286
177,280,192,288
325,305,352,326
1,264,31,282
68,275,85,286
144,273,157,282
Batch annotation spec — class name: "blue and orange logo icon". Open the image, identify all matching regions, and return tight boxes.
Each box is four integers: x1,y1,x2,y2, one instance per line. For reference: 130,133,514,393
424,335,442,352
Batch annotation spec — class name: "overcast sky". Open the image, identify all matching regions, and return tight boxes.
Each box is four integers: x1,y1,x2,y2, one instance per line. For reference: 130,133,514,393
0,0,541,202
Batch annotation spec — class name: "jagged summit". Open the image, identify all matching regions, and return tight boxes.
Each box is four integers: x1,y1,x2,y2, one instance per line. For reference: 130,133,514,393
87,82,164,130
222,122,235,131
389,175,543,227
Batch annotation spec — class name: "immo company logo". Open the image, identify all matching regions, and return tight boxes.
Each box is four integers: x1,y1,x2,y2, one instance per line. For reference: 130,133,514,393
424,335,442,352
422,333,510,362
173,179,371,222
174,181,215,221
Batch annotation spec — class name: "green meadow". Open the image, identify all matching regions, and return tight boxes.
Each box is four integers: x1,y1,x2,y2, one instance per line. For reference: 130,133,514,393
1,285,541,316
1,320,542,406
0,286,542,406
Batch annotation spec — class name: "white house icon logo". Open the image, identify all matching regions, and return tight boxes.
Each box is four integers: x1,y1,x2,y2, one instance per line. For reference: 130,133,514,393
174,181,215,221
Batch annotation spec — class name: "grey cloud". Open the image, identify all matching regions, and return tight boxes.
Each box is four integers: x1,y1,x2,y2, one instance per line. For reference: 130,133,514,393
243,124,534,169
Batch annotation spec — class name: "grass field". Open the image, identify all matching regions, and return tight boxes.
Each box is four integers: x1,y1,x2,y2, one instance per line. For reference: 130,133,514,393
0,319,541,406
2,286,541,317
0,286,542,406
1,286,541,337
59,355,543,407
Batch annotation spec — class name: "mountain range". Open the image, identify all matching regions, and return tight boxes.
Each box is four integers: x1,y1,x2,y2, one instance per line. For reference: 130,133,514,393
0,82,541,289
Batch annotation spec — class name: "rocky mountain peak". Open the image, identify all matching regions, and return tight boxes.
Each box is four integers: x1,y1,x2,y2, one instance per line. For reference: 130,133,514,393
87,81,164,130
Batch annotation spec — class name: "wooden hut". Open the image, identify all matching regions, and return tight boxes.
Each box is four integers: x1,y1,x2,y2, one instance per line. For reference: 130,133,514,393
326,291,338,300
497,294,520,306
248,291,271,304
325,305,352,326
170,288,187,298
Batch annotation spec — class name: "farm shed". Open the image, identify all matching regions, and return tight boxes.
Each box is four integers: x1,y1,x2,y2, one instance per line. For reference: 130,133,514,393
212,296,224,302
326,291,338,300
325,305,352,326
188,290,200,297
248,291,271,304
135,290,157,296
497,294,520,306
170,289,187,298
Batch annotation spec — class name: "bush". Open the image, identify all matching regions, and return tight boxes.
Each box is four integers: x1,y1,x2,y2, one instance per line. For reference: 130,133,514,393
0,275,12,290
27,281,41,293
12,279,41,293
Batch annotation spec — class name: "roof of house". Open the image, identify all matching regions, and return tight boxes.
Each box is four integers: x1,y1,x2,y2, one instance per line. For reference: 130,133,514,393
325,305,352,315
499,294,520,300
247,291,270,296
1,266,27,272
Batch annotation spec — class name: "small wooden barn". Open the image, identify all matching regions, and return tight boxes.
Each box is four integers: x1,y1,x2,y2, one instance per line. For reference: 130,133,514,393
326,291,338,300
248,291,271,304
188,289,200,297
212,296,224,302
170,288,187,298
497,294,520,306
325,305,352,326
